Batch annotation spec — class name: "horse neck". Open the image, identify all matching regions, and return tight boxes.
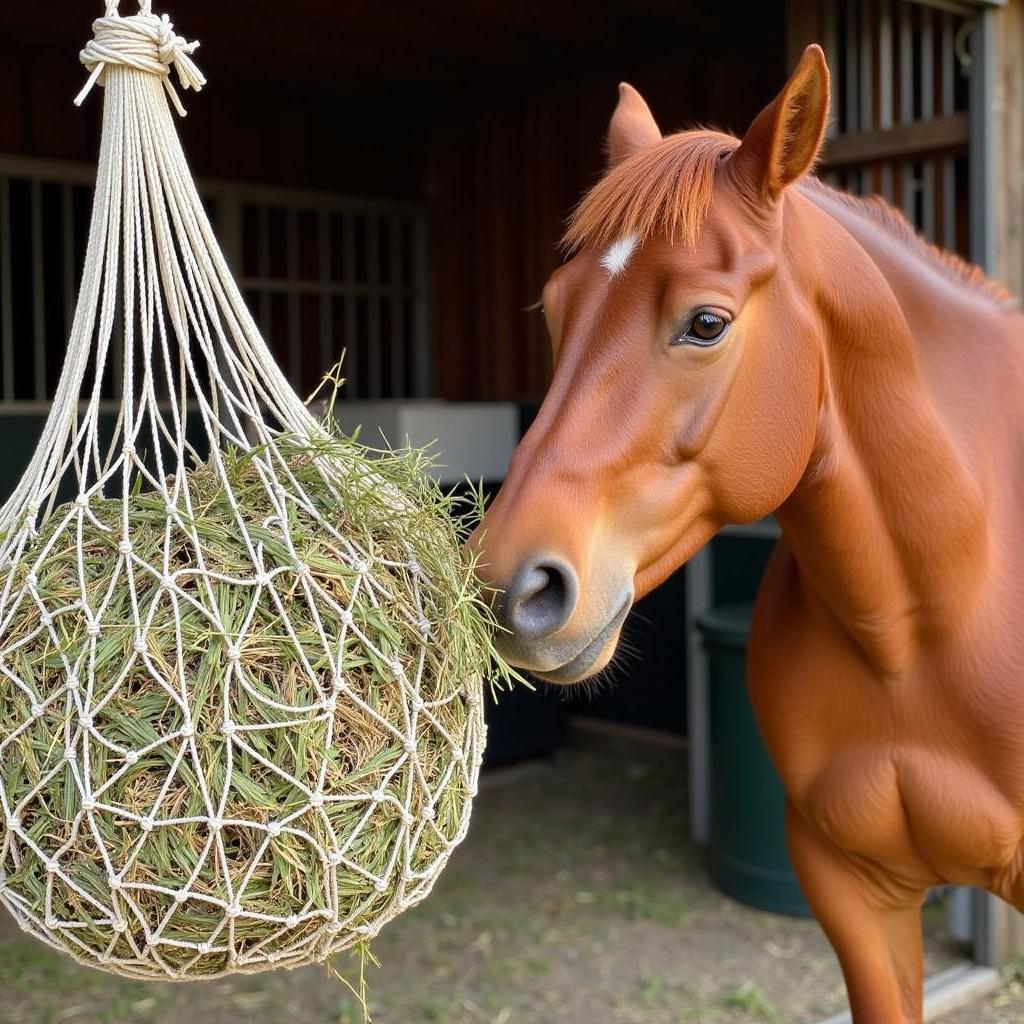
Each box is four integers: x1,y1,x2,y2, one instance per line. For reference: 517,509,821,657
773,188,991,676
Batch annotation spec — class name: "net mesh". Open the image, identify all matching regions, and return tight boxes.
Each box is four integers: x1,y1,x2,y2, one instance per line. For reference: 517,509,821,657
0,2,485,979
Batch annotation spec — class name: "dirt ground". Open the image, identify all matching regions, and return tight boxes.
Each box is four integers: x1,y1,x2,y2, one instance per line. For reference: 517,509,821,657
2,745,1022,1024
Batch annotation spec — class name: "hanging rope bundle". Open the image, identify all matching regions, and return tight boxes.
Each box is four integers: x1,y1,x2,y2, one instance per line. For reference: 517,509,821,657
0,1,496,980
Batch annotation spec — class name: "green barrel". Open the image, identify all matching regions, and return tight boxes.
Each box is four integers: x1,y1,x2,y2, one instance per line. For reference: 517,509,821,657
697,602,811,917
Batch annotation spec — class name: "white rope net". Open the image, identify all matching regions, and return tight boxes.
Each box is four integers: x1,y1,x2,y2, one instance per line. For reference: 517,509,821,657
0,1,485,980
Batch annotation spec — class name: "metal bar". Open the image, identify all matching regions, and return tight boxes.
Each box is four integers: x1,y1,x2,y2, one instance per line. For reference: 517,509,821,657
941,11,955,115
879,0,895,129
1,176,14,403
860,0,874,132
366,215,381,399
920,4,937,242
823,0,840,137
389,215,403,397
921,161,936,240
846,0,861,134
686,544,713,844
968,7,996,270
318,210,332,375
62,183,75,337
900,0,915,124
920,5,935,121
882,160,896,201
343,211,357,397
412,213,432,397
942,155,956,249
30,179,46,401
285,207,301,385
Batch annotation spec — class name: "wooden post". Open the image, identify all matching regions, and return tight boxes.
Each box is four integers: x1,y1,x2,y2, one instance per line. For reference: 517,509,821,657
992,0,1024,301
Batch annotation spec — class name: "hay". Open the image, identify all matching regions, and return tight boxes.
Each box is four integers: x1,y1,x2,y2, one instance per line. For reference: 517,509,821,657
0,434,500,979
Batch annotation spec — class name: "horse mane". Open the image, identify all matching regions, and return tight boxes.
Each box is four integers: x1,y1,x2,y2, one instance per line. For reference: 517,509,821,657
563,130,739,252
799,176,1017,309
564,128,1016,310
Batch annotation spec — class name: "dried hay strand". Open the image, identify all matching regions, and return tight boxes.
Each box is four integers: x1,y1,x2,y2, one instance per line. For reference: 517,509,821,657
0,434,500,979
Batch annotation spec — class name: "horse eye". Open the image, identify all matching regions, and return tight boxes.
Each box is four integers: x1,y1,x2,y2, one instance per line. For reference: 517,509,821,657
674,311,730,346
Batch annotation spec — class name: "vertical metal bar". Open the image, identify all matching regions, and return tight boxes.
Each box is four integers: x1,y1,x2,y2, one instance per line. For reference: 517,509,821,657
921,4,936,243
30,179,46,401
343,211,357,398
0,176,13,402
973,889,998,967
285,207,301,386
900,166,916,223
920,6,934,122
879,0,894,130
881,161,895,202
859,0,873,129
898,0,917,221
942,157,956,250
899,0,914,125
412,213,431,398
389,215,403,398
686,545,714,844
367,214,381,399
318,210,332,375
823,0,840,138
920,164,936,241
62,183,75,337
858,0,874,193
257,204,271,341
941,11,955,116
940,11,956,249
845,0,861,136
968,8,996,272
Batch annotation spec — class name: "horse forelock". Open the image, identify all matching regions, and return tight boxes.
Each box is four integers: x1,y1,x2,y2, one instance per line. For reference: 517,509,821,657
563,130,740,255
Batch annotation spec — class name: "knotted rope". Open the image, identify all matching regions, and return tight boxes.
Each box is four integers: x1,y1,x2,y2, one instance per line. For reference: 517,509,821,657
75,6,205,116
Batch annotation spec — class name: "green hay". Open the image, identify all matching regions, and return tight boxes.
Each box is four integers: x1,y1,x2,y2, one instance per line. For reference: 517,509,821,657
0,430,508,979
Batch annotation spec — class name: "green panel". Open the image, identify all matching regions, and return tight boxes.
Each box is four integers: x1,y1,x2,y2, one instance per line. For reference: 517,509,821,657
698,601,810,917
711,535,776,605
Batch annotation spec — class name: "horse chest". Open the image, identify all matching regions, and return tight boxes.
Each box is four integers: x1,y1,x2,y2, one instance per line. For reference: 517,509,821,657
750,602,1024,885
800,743,1024,884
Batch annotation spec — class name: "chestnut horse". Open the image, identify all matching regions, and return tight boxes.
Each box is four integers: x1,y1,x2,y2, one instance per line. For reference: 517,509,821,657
472,45,1024,1024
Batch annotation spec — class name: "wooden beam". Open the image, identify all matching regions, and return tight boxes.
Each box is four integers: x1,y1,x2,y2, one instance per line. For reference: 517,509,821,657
820,112,968,168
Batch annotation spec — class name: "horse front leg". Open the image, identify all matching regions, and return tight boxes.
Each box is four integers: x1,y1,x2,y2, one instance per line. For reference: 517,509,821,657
786,801,926,1024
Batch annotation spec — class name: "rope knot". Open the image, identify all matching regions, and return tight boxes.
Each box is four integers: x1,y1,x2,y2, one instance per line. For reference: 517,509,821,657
75,9,206,117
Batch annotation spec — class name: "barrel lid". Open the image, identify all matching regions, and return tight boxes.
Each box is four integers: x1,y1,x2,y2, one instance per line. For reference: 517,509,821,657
696,601,754,646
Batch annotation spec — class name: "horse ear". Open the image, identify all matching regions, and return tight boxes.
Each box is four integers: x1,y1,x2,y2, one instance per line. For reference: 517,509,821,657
607,83,662,167
731,44,830,201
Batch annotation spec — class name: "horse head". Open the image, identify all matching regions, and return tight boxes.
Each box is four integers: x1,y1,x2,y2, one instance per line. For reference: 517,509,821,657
471,46,831,682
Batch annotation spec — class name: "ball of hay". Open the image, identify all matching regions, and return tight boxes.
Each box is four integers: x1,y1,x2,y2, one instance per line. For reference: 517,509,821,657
0,440,492,979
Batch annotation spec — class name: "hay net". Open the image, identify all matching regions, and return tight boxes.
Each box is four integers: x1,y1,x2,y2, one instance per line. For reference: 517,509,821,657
0,0,486,979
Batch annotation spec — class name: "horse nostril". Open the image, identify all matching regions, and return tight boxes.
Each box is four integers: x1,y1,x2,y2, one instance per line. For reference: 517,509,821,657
506,558,578,640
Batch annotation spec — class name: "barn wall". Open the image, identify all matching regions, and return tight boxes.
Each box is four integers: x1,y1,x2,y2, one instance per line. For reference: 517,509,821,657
428,50,787,402
0,5,785,405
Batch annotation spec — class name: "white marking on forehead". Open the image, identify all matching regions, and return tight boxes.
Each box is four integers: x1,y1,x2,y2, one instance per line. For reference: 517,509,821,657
600,234,638,277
